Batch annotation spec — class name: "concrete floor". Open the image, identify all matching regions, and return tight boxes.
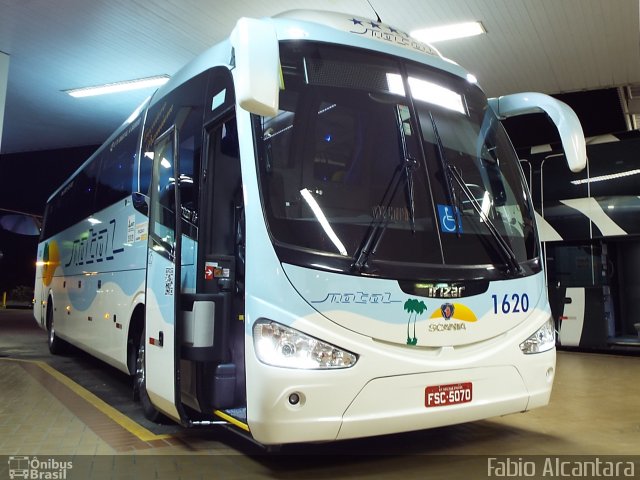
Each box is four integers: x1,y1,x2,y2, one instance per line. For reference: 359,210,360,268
0,308,638,479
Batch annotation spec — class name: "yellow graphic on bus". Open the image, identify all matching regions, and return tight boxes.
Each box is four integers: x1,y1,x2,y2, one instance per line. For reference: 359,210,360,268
42,240,60,286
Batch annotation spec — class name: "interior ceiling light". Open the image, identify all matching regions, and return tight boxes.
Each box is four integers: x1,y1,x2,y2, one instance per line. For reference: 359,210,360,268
64,74,170,98
410,21,486,43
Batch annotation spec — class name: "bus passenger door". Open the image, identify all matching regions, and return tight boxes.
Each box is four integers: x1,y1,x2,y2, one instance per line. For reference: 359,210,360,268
144,126,185,423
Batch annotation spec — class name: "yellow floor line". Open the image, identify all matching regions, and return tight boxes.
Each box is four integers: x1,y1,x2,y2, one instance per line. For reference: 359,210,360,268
1,357,172,442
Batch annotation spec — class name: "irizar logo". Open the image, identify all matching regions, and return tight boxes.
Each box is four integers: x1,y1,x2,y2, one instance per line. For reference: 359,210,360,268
425,285,466,298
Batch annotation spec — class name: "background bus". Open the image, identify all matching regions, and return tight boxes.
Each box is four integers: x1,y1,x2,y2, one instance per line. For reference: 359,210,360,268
34,10,586,445
524,131,640,351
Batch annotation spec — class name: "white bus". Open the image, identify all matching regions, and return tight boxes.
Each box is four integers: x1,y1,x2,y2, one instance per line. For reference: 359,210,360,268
34,10,586,445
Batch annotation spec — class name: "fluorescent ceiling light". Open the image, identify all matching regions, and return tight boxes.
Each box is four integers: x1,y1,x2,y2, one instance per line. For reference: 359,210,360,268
410,21,486,43
570,169,640,185
65,75,170,98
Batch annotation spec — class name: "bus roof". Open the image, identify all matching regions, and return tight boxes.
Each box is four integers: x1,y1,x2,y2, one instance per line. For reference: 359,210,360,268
270,11,469,80
151,10,471,111
47,10,475,203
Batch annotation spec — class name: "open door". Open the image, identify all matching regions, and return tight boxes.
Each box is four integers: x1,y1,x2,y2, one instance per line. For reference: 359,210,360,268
144,126,186,423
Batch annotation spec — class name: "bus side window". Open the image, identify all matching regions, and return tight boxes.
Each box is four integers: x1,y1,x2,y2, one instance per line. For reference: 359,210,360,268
150,133,177,253
177,113,203,233
96,131,137,212
211,117,241,255
139,152,153,198
221,119,239,158
68,158,99,225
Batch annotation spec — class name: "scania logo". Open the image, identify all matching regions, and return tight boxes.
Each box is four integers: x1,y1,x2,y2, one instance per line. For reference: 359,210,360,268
441,303,455,320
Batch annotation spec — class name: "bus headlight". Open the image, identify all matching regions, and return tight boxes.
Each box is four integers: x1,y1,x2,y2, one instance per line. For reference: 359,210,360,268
519,316,556,354
253,319,358,369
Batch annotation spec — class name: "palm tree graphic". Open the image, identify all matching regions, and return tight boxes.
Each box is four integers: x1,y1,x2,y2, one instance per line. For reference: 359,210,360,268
404,298,427,345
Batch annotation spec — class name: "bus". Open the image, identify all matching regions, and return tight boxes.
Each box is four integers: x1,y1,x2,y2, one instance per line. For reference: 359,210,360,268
523,132,640,351
34,10,586,445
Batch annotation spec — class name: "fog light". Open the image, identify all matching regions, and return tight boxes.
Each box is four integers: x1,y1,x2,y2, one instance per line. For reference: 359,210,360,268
289,393,300,405
546,367,554,382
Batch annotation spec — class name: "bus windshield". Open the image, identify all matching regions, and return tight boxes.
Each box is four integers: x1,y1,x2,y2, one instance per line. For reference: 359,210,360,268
256,41,537,278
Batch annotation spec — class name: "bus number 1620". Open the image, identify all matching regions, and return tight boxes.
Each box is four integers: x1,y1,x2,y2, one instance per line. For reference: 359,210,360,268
492,293,529,315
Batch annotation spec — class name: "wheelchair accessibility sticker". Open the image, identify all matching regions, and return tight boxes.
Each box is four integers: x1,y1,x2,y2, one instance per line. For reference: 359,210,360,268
437,204,462,234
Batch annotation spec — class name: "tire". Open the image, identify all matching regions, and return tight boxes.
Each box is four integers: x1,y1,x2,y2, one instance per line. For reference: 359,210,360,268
134,332,164,422
46,301,66,355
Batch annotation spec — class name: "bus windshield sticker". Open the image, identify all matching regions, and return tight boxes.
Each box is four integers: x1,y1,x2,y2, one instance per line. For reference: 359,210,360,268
135,221,148,242
437,204,462,234
204,262,230,281
204,263,215,281
127,215,135,243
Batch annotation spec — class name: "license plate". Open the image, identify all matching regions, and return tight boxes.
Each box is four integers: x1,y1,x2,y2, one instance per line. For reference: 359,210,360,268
425,382,473,407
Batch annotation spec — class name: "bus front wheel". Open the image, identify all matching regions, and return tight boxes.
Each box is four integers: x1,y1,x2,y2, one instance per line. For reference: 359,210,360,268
134,333,163,422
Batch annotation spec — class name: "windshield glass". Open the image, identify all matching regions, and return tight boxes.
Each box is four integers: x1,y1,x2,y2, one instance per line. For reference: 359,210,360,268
255,41,537,277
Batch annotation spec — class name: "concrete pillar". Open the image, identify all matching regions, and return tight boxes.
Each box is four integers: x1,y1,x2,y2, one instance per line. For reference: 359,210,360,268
0,51,9,153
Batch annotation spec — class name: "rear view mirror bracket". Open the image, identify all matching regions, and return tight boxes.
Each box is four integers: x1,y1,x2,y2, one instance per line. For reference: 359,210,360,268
489,92,586,173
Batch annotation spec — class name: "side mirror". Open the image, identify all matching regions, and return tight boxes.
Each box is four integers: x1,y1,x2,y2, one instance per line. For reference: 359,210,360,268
230,17,280,117
0,212,41,236
489,92,586,173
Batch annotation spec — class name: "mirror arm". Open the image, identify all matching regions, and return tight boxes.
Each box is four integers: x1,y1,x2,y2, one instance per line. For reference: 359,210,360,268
489,92,586,173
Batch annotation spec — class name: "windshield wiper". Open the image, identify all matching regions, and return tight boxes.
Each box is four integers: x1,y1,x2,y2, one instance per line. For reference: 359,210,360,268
398,106,417,234
351,156,417,273
351,106,418,273
429,113,522,274
447,165,522,274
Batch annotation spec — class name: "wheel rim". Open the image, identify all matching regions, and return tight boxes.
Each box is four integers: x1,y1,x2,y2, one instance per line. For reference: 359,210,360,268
136,341,145,391
47,309,54,347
